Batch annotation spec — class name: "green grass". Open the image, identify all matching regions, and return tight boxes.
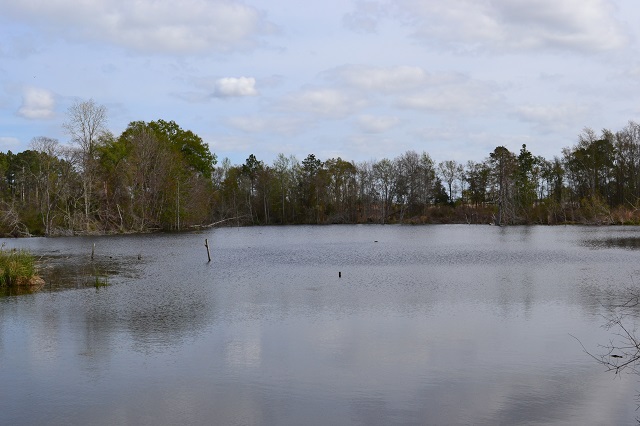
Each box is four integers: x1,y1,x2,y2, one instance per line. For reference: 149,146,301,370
0,247,37,287
93,274,109,288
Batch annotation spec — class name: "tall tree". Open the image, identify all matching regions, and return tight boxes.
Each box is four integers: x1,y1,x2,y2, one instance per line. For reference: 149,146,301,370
514,144,537,220
489,146,516,225
300,154,324,223
272,154,294,224
373,158,395,223
563,128,615,208
63,99,109,229
613,121,640,206
419,153,440,206
242,154,264,223
29,137,64,235
464,160,490,208
146,120,216,229
438,160,463,203
147,119,216,177
325,157,357,222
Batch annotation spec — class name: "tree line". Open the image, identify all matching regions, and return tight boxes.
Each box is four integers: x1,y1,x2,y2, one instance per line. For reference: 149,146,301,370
2,99,640,236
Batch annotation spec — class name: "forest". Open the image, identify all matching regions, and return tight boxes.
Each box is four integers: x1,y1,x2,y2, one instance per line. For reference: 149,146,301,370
2,99,640,236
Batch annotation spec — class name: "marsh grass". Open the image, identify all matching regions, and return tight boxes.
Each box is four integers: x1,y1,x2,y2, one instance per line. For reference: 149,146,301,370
0,247,40,287
93,274,109,288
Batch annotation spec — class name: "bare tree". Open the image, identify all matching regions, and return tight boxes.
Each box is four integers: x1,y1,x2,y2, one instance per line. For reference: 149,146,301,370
29,136,61,235
0,201,29,236
272,153,293,224
373,158,395,223
438,160,463,203
63,99,108,230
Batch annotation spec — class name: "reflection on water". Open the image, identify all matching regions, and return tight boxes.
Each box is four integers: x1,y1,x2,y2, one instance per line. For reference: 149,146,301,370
39,254,141,290
0,283,42,297
585,236,640,250
1,226,640,425
0,249,143,297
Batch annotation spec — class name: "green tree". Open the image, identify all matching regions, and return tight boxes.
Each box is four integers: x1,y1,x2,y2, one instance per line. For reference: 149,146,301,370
113,123,175,230
147,119,216,176
613,121,640,207
514,144,537,220
300,154,324,223
242,154,264,223
97,120,216,231
563,128,615,206
325,157,357,222
464,160,490,208
145,120,216,229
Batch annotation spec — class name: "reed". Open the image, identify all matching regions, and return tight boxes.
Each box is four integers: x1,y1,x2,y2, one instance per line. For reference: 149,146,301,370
93,274,109,288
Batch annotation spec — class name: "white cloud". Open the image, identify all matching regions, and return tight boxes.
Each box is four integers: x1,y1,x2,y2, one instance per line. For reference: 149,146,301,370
171,91,211,104
227,116,270,132
213,77,258,98
514,103,590,132
623,64,640,80
287,66,499,123
208,134,254,154
363,0,628,53
0,29,41,58
281,88,368,118
18,87,55,119
1,0,275,54
497,0,628,51
226,115,307,136
342,1,386,33
347,134,402,159
356,115,400,133
396,80,501,114
0,136,20,150
330,65,432,93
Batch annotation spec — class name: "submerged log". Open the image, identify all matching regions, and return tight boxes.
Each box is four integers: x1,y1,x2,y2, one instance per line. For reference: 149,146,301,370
191,215,252,229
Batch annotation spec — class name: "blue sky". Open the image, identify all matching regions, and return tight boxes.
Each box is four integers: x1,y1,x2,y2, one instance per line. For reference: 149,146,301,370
1,0,639,166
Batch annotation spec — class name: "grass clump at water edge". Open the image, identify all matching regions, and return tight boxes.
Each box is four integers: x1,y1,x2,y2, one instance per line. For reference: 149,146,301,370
0,246,43,288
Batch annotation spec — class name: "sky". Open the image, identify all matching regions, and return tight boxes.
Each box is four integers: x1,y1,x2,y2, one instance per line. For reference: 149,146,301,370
1,0,640,167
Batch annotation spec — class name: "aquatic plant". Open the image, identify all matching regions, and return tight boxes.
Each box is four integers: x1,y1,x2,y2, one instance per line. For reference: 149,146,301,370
93,274,109,288
0,247,40,287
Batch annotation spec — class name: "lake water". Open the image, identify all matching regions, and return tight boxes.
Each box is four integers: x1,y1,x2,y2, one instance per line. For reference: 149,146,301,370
1,225,640,425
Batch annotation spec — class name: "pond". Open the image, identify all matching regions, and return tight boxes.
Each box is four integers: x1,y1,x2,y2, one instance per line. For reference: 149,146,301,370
1,225,639,425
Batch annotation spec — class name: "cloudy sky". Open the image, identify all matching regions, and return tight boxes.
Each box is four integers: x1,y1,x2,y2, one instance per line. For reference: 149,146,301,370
1,0,639,166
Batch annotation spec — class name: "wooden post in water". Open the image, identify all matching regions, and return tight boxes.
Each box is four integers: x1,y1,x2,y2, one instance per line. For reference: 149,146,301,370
91,243,95,261
205,239,211,262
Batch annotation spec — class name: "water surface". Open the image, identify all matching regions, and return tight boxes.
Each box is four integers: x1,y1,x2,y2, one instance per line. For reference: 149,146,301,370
1,225,639,425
